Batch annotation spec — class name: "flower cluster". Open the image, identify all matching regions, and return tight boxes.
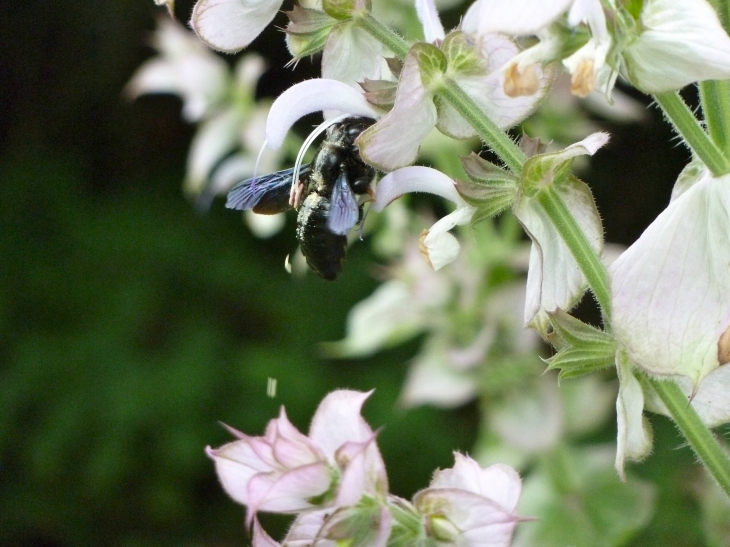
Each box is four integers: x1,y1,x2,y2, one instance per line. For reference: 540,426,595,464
133,0,730,541
207,390,525,547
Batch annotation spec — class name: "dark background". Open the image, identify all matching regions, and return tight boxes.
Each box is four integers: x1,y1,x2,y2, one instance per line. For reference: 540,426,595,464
0,1,703,546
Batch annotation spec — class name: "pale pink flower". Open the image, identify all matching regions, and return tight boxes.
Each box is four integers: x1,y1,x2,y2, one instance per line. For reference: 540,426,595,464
414,453,523,547
207,390,387,523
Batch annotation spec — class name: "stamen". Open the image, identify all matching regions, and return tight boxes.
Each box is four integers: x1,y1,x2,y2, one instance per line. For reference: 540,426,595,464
251,138,269,191
291,113,352,198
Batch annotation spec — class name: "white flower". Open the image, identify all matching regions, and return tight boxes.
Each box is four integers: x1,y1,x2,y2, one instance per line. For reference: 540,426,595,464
414,454,523,547
125,17,230,121
475,0,613,98
372,166,475,270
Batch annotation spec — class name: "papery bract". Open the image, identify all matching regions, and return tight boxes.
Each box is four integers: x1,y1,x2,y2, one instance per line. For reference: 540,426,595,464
513,133,608,336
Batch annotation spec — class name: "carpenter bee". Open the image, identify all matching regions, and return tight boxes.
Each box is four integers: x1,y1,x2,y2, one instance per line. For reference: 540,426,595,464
226,116,376,281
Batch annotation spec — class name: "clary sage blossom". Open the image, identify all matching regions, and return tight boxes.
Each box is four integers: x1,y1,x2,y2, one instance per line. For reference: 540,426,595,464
207,390,387,523
210,391,525,547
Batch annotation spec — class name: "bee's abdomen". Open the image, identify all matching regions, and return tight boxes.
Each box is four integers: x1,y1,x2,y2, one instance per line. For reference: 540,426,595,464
296,193,347,281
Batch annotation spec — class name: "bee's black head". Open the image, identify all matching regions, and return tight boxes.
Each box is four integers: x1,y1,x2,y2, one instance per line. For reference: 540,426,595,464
326,116,376,146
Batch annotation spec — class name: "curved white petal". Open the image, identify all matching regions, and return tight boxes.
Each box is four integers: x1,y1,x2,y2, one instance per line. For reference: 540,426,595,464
611,171,730,386
265,79,378,150
372,166,463,212
358,52,437,171
415,0,446,42
191,0,283,53
624,0,730,92
477,0,574,36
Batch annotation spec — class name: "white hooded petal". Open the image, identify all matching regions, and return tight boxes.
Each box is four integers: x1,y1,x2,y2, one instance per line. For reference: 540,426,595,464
611,171,730,387
476,0,574,36
358,52,437,171
415,0,446,42
322,24,386,89
623,0,730,92
615,355,653,480
670,365,730,427
372,166,463,212
265,79,378,150
191,0,283,53
514,176,603,335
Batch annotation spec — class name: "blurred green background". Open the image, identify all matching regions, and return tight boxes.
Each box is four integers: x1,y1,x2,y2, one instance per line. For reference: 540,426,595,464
0,1,715,546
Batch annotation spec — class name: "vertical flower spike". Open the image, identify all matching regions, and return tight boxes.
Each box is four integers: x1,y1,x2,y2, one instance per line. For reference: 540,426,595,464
191,0,284,53
513,133,609,336
623,0,730,93
611,170,730,389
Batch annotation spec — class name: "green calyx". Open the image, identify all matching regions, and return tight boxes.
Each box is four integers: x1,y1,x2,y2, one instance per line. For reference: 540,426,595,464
545,309,616,380
285,7,337,58
456,153,519,223
323,0,371,21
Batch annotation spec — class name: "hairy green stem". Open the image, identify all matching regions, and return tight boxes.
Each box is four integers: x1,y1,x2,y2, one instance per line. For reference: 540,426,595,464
654,91,730,176
648,378,730,496
439,79,527,173
357,13,410,59
535,185,612,319
699,81,730,157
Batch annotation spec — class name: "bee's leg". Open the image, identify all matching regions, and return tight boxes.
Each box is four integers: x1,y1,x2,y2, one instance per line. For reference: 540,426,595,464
289,180,305,208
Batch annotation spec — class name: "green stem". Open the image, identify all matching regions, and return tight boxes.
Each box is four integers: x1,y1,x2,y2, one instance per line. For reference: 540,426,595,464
648,378,730,496
535,185,612,319
439,78,527,174
699,81,730,157
654,91,730,176
356,13,410,59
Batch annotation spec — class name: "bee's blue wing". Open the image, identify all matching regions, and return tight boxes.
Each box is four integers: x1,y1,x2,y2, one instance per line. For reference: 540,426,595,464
226,165,310,213
327,172,360,235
